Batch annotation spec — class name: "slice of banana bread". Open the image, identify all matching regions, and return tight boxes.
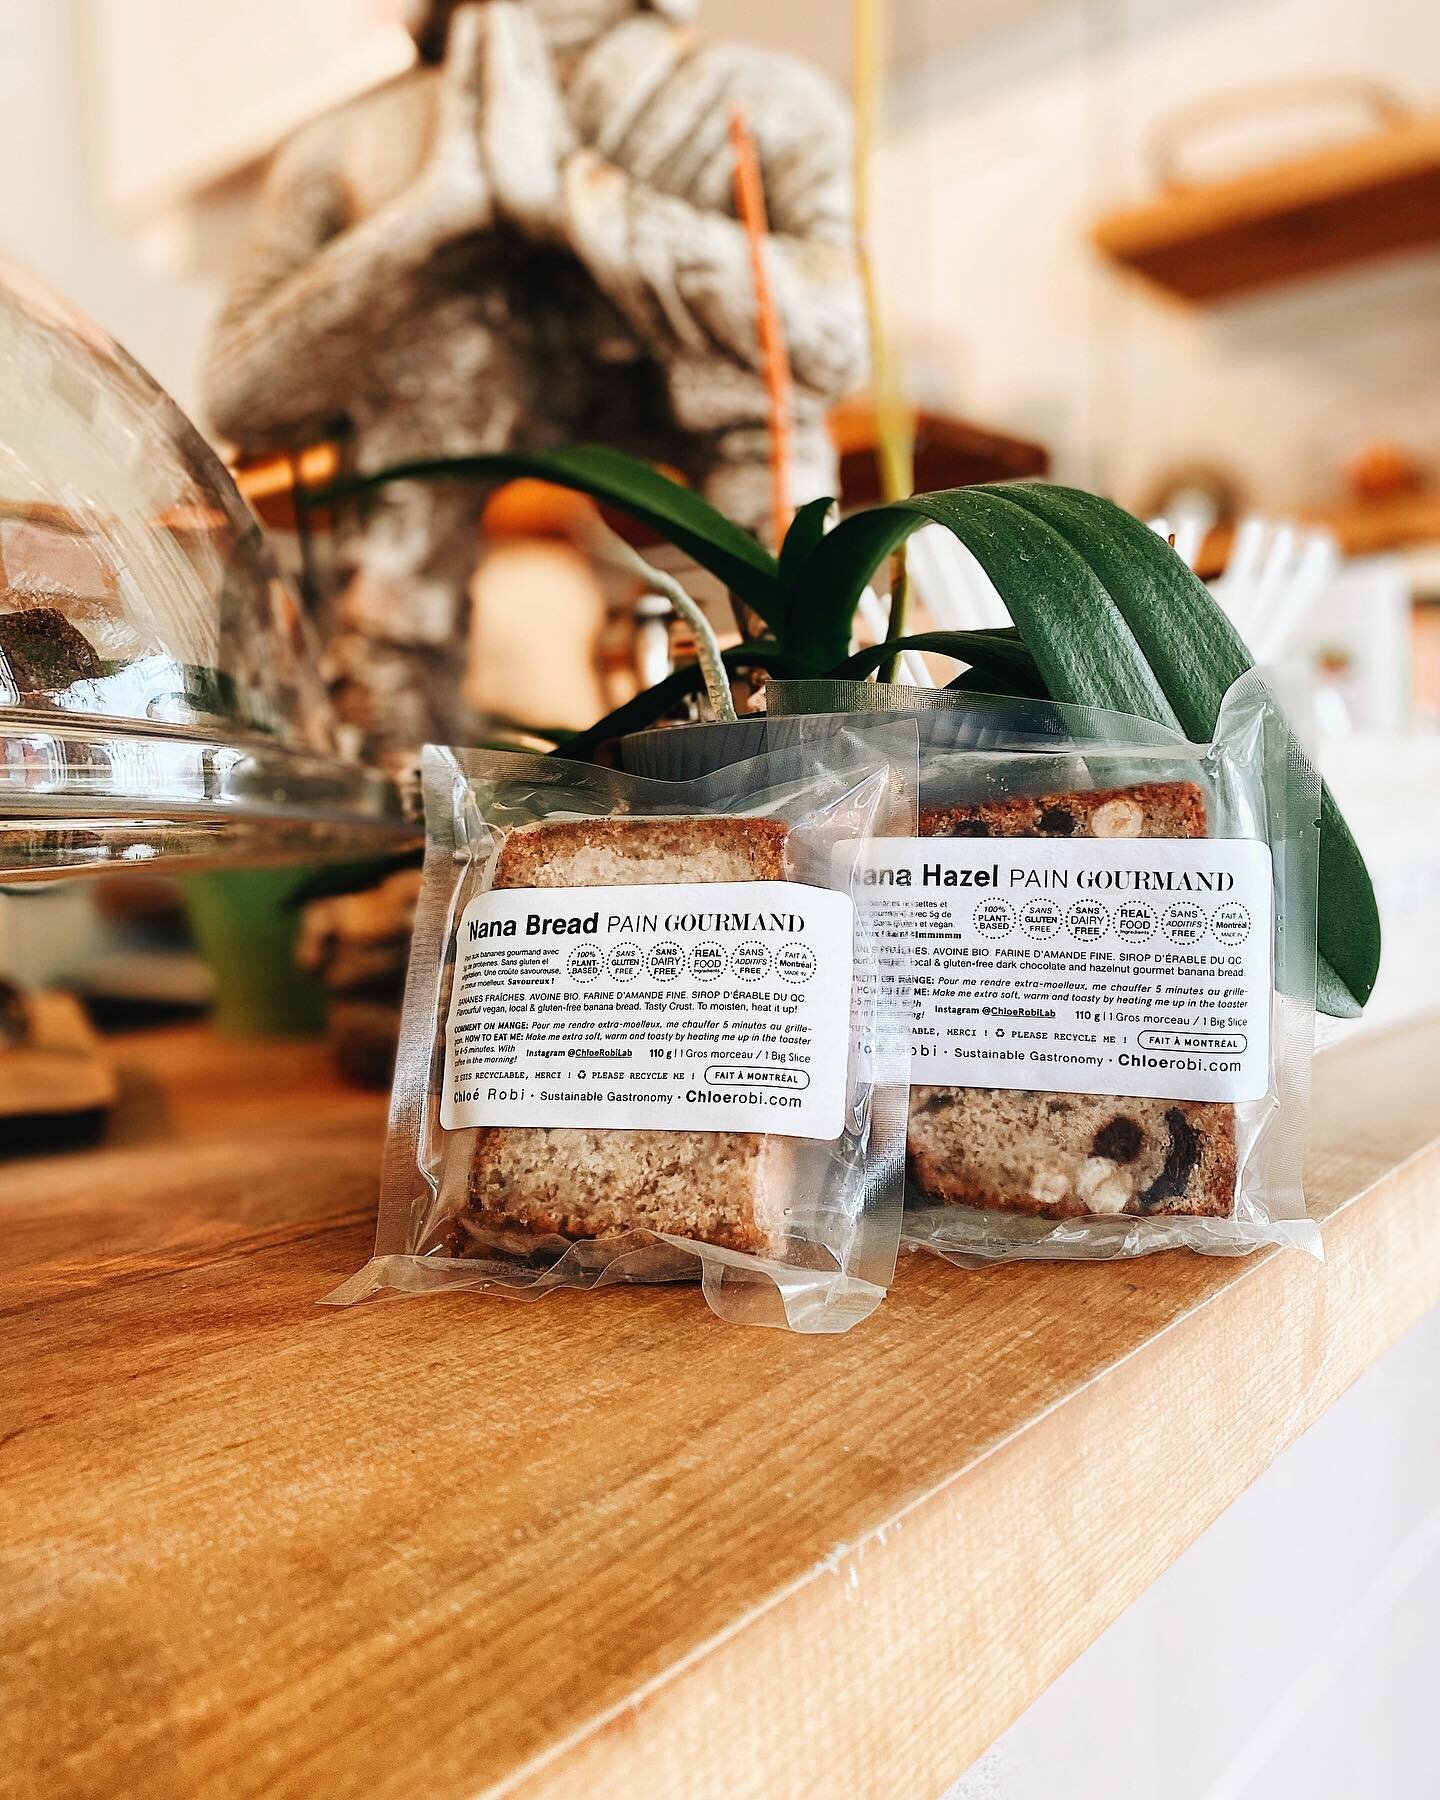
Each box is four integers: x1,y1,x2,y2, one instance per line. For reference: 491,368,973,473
454,816,793,1258
909,778,1238,1219
908,1090,1236,1219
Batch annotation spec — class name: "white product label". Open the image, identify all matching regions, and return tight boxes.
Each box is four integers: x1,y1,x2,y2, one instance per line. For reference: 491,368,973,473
440,880,855,1139
849,837,1273,1103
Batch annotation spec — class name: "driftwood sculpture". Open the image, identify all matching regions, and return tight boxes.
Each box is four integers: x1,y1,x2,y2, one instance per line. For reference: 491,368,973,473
204,0,866,760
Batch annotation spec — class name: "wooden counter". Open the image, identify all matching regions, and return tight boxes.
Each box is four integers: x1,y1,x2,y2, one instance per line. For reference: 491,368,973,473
5,1018,1440,1799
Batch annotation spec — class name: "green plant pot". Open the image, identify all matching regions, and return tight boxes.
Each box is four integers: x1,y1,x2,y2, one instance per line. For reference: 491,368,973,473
183,867,326,1037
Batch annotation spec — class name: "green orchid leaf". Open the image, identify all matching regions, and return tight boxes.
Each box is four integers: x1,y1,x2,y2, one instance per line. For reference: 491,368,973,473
903,489,1180,723
785,478,1378,1014
985,483,1379,1015
827,628,1044,690
310,444,786,631
779,506,919,669
778,496,835,585
787,489,1179,720
944,664,1047,699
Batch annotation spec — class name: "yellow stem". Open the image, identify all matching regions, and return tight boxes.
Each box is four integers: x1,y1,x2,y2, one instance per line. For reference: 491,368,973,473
852,0,915,680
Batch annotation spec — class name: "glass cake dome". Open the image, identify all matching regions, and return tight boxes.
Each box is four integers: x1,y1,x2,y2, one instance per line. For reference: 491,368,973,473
0,260,413,879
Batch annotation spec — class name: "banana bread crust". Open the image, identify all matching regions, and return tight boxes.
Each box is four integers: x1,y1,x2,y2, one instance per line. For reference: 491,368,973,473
921,779,1207,842
493,816,791,888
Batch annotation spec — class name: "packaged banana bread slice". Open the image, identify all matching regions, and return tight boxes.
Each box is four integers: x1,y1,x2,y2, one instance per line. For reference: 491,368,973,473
907,778,1238,1223
769,672,1321,1263
326,719,917,1330
463,816,795,1259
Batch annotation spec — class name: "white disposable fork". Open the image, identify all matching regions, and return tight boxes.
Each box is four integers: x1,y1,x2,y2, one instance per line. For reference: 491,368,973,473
855,585,933,687
906,524,1011,634
1249,530,1338,661
1152,511,1339,661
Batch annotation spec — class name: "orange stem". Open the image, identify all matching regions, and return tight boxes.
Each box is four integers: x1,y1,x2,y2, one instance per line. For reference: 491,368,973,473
728,105,793,551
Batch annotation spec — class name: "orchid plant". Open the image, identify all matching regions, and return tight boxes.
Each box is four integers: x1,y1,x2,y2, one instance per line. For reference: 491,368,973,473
313,445,1380,1018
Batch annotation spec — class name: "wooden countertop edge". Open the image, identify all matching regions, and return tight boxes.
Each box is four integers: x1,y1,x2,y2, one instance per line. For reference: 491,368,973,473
9,1023,1436,1799
499,1122,1440,1797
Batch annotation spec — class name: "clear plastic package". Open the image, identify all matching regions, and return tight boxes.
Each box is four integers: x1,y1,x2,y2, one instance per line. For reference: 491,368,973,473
327,720,918,1329
767,673,1321,1262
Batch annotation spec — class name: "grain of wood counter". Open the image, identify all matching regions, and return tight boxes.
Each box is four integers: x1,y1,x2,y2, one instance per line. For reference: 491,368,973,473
4,1019,1440,1799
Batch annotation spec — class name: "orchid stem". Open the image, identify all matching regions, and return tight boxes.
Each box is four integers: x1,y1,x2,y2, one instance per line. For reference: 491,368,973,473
584,517,738,725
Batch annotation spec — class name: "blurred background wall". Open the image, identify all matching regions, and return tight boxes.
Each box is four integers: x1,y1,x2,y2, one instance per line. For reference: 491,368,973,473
0,3,221,409
5,0,1436,514
866,0,1440,502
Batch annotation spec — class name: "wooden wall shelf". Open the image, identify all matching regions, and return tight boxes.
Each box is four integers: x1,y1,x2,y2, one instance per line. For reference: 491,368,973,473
829,402,1049,505
1093,115,1440,301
